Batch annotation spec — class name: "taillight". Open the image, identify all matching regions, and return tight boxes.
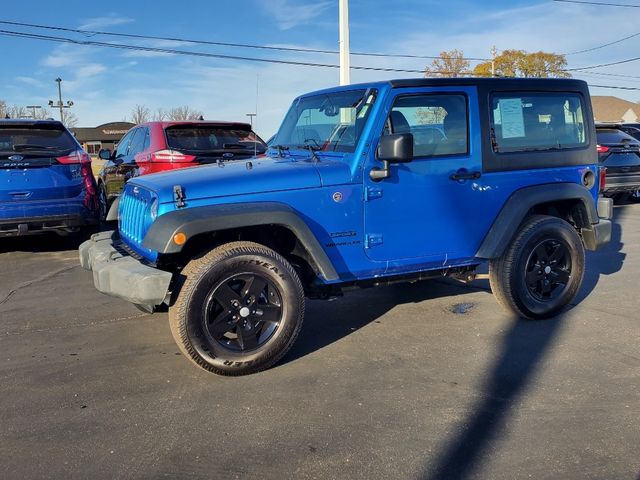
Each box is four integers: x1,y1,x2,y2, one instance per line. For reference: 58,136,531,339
56,149,91,164
599,167,607,191
596,145,609,154
151,149,196,163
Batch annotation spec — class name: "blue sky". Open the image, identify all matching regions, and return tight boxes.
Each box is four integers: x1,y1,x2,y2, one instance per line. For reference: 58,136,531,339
1,0,640,136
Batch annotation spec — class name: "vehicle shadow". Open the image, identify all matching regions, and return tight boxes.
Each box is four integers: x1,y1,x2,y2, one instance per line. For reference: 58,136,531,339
0,232,88,254
418,210,627,480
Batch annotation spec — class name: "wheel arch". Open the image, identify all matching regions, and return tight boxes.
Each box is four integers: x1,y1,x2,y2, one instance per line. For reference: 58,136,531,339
477,183,598,259
143,202,339,282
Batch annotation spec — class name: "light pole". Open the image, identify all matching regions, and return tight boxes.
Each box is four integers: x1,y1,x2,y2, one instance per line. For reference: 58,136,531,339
26,105,42,119
339,0,350,86
48,78,74,123
246,113,256,128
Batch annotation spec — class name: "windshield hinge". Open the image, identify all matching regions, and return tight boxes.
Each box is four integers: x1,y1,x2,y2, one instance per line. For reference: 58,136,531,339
173,185,186,208
364,186,383,201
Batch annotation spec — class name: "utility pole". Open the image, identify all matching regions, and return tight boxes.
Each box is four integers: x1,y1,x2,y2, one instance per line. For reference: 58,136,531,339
26,105,42,119
245,113,256,128
48,77,74,123
339,0,350,86
490,46,498,77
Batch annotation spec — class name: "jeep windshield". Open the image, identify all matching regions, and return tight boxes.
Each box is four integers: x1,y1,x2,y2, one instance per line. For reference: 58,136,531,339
0,125,76,158
272,89,377,155
165,126,267,155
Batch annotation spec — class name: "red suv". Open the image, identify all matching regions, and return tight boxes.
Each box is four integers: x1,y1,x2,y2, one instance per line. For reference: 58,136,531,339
97,121,267,220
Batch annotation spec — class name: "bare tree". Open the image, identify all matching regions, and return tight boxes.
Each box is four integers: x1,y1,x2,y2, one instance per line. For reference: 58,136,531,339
7,105,29,119
424,49,470,78
153,107,167,121
0,100,6,118
130,104,151,124
60,109,79,128
166,105,203,121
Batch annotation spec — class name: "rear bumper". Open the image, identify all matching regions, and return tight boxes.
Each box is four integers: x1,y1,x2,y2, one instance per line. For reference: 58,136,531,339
0,213,97,237
582,196,612,251
79,230,172,307
603,173,640,194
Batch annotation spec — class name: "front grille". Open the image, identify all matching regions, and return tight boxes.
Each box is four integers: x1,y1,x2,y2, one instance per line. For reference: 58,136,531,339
118,184,157,261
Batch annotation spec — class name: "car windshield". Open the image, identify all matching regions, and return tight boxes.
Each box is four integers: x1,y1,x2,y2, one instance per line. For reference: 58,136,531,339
271,88,377,154
0,126,76,156
165,126,267,154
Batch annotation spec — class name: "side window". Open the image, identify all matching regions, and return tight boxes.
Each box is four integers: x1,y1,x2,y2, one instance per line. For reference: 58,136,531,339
142,128,151,151
126,128,145,160
385,94,468,157
490,93,587,153
115,130,134,158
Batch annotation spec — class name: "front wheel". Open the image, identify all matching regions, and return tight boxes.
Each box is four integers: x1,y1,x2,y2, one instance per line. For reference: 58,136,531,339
169,241,305,375
97,183,109,222
489,215,585,319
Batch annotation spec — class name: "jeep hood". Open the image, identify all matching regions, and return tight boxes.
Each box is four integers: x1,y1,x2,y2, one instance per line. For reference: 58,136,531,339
131,156,325,203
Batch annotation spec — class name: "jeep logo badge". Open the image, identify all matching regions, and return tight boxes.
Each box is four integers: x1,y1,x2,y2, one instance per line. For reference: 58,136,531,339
132,186,140,195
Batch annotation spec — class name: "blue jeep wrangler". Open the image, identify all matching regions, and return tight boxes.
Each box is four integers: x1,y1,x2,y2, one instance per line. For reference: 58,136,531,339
80,78,612,375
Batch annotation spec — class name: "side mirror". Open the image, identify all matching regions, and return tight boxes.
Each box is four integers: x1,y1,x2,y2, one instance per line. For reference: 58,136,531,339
371,133,413,181
377,133,413,163
98,148,113,161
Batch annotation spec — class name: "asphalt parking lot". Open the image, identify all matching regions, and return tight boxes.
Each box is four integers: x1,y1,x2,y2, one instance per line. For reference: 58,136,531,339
1,204,639,480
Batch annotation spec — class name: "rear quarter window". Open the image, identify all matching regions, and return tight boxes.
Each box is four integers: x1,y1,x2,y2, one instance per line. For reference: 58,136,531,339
490,93,587,153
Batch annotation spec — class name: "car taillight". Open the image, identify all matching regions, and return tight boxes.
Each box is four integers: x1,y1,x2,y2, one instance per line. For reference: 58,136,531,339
599,167,607,191
596,145,609,154
150,149,196,163
57,149,97,198
56,149,92,164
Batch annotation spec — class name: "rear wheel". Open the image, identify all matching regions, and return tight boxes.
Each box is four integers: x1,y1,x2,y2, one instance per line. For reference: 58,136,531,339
489,215,585,319
97,183,109,222
169,241,305,375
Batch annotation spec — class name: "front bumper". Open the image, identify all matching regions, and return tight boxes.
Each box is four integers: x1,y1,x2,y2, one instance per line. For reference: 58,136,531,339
79,230,172,307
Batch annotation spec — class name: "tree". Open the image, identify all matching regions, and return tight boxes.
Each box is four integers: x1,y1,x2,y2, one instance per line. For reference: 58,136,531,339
424,49,470,78
130,104,151,124
166,105,203,121
474,49,570,78
60,109,78,128
0,100,6,118
153,107,167,121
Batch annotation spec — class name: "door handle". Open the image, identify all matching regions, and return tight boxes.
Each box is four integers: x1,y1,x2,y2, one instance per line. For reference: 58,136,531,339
450,169,481,182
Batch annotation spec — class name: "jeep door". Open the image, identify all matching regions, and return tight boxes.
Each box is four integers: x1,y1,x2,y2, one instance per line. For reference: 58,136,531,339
363,87,493,268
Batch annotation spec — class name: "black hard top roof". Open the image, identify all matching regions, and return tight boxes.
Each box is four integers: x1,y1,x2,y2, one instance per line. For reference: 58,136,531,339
0,119,65,127
389,77,588,91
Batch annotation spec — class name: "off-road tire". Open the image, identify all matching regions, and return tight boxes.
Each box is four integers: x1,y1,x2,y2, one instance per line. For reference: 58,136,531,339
169,241,305,375
489,215,585,319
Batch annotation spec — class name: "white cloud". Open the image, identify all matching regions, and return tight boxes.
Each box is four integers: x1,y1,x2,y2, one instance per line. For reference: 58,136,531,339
15,76,45,88
77,63,107,78
79,15,133,30
260,0,332,30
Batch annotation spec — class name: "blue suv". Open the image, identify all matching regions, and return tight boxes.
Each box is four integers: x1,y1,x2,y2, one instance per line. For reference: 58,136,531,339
80,78,612,375
0,119,98,237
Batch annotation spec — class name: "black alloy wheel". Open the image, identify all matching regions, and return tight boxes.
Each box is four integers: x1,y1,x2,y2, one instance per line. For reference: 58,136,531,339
524,239,572,302
202,273,283,352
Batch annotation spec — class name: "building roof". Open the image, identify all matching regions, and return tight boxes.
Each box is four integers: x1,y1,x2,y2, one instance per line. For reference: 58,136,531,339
71,121,135,142
591,96,639,123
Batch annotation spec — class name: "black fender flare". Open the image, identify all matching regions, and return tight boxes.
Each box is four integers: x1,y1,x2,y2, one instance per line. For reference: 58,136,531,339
142,202,339,281
476,183,599,259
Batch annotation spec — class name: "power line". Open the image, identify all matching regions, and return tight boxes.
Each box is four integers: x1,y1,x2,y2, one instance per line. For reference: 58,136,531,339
568,55,640,71
553,0,640,7
0,19,490,62
564,31,640,55
0,28,426,74
2,26,639,91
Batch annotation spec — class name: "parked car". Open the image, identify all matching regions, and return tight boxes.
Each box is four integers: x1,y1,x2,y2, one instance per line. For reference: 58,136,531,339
96,121,267,220
81,78,611,375
0,119,98,237
595,125,640,200
594,122,640,142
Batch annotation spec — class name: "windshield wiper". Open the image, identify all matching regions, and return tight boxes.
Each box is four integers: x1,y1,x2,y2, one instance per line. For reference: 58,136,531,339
298,139,322,163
